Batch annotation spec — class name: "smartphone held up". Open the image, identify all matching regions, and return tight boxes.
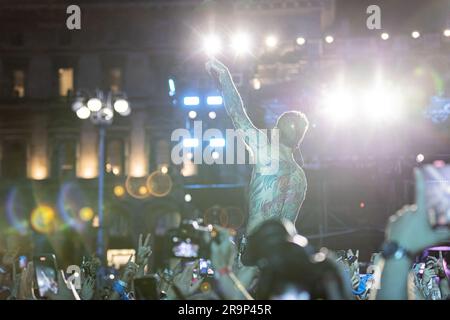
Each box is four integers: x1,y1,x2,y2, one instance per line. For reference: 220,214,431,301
420,163,450,229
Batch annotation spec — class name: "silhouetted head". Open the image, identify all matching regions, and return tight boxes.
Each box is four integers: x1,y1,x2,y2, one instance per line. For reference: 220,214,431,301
275,111,309,149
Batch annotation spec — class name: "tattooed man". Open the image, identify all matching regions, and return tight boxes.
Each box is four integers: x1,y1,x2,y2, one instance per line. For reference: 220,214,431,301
206,59,309,237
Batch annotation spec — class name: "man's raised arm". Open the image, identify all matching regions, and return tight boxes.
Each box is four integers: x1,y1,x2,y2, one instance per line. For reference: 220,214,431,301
206,59,260,149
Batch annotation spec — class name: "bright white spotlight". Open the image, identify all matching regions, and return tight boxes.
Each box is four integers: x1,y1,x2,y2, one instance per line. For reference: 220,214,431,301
76,106,91,119
444,29,450,37
161,166,168,174
184,194,192,202
183,138,199,148
210,138,225,147
322,88,354,122
325,35,334,44
231,32,251,55
265,35,278,48
113,99,129,114
168,78,176,96
416,154,425,163
87,98,102,112
296,37,306,46
188,110,197,119
412,31,421,39
184,96,200,106
203,34,221,56
362,86,402,121
252,78,261,90
381,32,389,40
208,111,217,119
206,96,223,106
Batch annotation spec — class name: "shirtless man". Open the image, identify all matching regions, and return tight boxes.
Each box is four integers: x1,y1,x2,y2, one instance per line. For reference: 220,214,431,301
205,59,309,236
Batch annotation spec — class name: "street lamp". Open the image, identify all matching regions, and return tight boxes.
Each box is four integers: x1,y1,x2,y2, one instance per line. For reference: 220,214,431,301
71,89,131,260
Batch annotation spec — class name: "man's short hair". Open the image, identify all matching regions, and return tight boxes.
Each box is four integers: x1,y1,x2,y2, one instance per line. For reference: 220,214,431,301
276,111,309,149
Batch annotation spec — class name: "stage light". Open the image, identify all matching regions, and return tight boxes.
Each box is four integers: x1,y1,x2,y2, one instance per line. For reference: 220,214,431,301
322,87,355,122
362,86,402,121
87,98,102,112
412,31,421,39
161,166,168,174
113,185,125,197
325,35,334,44
76,106,91,119
168,78,176,96
208,111,217,119
296,37,306,46
210,138,225,147
359,202,365,209
381,32,389,40
79,207,94,222
265,35,278,48
109,274,115,280
416,154,425,163
206,96,223,106
112,166,120,175
113,99,130,115
184,194,192,202
188,110,197,119
183,138,199,148
252,78,261,90
183,96,200,106
231,32,251,55
444,29,450,37
212,151,220,160
203,34,221,56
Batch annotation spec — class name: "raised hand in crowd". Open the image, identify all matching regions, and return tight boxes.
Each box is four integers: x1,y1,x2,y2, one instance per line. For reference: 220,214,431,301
377,169,450,300
45,270,79,300
109,255,139,300
211,226,253,300
166,261,202,300
136,233,152,277
427,253,450,299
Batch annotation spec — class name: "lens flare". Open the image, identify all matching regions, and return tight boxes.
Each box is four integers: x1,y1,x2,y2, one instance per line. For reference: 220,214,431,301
79,207,95,222
30,205,56,234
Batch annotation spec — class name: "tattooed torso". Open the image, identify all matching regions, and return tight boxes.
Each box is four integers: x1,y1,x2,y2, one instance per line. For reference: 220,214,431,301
216,67,307,235
247,154,307,235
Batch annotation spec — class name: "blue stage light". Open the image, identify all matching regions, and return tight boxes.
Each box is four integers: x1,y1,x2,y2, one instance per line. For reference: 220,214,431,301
184,96,200,106
207,96,223,106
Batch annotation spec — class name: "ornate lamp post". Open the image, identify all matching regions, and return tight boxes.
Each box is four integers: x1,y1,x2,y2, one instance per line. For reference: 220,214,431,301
72,89,131,260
